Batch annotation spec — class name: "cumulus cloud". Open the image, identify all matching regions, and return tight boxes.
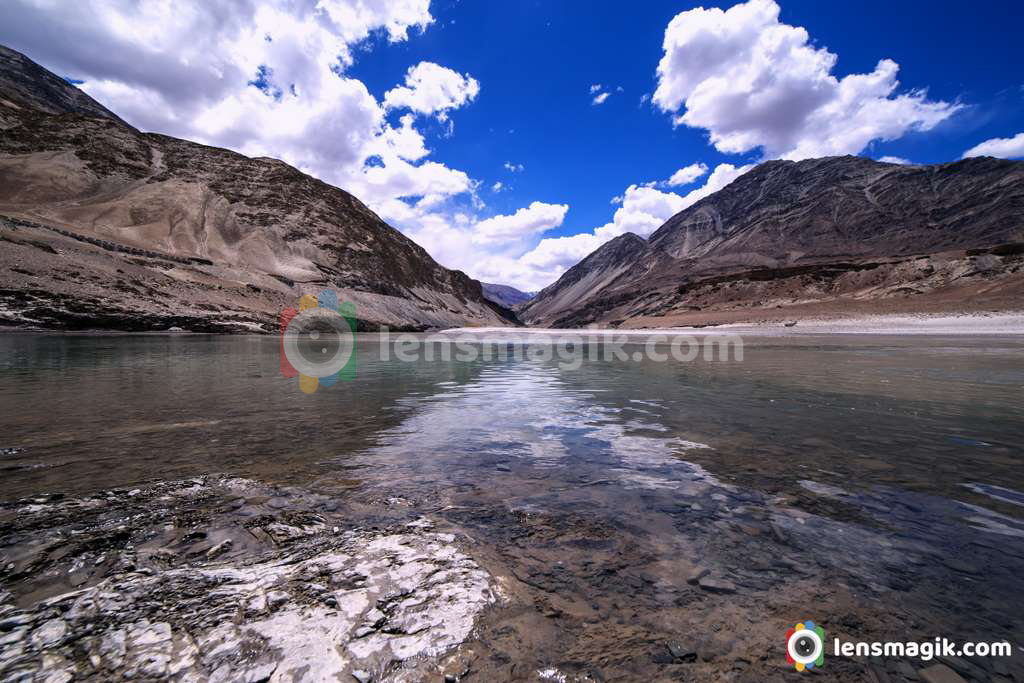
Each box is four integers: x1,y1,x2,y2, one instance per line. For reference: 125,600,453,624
491,181,503,192
878,156,912,165
592,92,610,105
383,61,479,120
652,0,959,160
667,162,709,186
389,202,571,291
472,202,570,246
962,132,1024,159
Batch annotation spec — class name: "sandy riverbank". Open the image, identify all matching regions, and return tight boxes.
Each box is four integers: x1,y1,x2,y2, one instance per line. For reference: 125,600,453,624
445,312,1024,336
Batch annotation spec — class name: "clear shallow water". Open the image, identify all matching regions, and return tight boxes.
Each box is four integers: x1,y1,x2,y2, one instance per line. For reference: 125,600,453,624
2,332,1024,679
1,333,1021,509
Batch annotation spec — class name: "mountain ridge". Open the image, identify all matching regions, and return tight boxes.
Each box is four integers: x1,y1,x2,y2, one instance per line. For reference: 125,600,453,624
481,282,535,308
522,155,1024,327
0,44,511,332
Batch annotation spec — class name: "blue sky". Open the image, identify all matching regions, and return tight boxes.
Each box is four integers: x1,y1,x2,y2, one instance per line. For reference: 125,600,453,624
349,0,1022,239
2,0,1022,290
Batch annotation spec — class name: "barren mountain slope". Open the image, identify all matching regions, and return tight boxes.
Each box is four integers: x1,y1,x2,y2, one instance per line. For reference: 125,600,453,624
0,45,510,332
522,156,1024,327
480,282,534,308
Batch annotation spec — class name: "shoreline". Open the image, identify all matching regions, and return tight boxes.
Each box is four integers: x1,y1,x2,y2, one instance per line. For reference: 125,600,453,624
3,311,1024,337
445,311,1024,336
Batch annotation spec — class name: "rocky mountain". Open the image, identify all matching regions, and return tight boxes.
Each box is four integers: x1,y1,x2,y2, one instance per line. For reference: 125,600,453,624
481,282,534,308
0,45,511,332
521,155,1024,327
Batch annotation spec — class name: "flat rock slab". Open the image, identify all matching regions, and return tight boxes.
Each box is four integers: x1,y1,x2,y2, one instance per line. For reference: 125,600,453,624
697,576,738,594
0,478,496,682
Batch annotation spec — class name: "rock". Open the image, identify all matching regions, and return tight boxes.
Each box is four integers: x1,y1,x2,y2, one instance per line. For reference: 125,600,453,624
667,641,697,662
686,566,710,585
895,661,918,680
206,539,233,560
0,613,34,630
917,664,968,683
495,464,512,472
936,655,988,681
265,590,289,610
31,619,67,648
697,576,737,594
941,558,980,575
245,592,268,616
352,670,372,683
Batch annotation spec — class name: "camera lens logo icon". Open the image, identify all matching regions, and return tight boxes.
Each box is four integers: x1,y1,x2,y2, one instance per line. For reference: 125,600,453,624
786,620,825,672
279,289,357,393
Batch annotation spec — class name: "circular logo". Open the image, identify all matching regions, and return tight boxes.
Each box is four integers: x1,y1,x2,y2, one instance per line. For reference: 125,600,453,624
281,307,354,378
787,627,823,667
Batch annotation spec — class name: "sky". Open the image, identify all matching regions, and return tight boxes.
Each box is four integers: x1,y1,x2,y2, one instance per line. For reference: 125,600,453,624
1,0,1022,291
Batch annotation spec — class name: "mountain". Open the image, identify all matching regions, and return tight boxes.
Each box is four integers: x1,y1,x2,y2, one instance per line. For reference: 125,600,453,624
481,282,535,308
521,155,1024,327
0,45,512,332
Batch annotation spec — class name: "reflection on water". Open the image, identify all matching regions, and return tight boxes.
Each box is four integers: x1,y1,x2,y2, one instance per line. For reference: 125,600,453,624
2,331,1024,678
2,333,1021,509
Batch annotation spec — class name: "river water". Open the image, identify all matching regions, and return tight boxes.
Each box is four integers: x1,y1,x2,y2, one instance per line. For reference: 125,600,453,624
1,332,1022,681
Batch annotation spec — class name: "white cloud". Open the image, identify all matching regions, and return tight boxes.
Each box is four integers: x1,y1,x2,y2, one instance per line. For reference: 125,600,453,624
666,162,708,186
503,162,753,289
472,202,569,246
387,202,571,291
592,92,610,105
675,162,753,207
878,156,912,165
652,0,959,160
383,61,479,119
962,132,1024,159
589,84,602,94
491,181,503,192
503,161,525,172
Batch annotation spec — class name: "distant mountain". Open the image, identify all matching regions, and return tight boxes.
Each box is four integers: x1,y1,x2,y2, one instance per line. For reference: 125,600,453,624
481,282,535,308
0,45,512,332
521,155,1024,327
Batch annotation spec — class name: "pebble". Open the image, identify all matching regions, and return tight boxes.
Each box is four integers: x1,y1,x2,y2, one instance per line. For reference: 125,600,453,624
352,670,372,683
